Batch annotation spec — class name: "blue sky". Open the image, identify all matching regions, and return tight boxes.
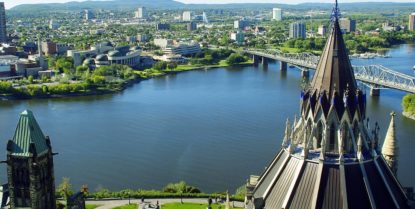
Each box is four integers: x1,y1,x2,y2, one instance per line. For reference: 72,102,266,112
3,0,415,9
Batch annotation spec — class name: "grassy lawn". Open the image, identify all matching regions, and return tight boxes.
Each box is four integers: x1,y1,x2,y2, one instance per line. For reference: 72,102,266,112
162,202,243,209
86,204,101,209
111,203,137,209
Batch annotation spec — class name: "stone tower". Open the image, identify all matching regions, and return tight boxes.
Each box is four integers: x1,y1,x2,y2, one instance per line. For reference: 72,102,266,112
6,110,57,209
245,1,409,208
382,112,399,175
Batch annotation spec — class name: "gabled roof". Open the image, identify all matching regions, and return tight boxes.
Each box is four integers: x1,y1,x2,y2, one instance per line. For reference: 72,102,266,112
310,17,357,98
9,110,49,157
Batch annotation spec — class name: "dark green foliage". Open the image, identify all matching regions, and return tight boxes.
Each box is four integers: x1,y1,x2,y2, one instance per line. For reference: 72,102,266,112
162,181,201,194
226,53,247,65
153,61,168,70
402,94,415,115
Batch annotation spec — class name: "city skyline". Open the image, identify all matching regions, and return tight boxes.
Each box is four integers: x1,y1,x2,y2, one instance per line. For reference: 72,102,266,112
3,0,415,9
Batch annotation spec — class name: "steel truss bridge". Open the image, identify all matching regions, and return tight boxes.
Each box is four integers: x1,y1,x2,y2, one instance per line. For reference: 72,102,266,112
244,49,415,94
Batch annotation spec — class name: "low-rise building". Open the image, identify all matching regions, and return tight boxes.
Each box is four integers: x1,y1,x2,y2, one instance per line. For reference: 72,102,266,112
318,25,327,36
154,39,200,56
163,42,201,56
137,34,148,42
93,46,141,68
68,42,113,67
156,23,170,31
153,54,187,63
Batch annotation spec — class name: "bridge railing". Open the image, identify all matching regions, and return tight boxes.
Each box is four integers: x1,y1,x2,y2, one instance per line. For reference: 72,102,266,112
353,65,415,93
245,49,415,94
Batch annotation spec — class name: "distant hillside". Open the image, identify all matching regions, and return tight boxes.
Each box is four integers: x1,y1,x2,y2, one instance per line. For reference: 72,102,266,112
10,0,185,12
9,0,415,12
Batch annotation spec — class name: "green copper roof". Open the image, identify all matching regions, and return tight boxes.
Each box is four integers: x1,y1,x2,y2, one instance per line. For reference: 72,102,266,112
10,110,49,157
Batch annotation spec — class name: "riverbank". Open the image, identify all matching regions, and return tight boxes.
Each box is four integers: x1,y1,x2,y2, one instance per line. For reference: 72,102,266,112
0,60,253,101
402,112,415,120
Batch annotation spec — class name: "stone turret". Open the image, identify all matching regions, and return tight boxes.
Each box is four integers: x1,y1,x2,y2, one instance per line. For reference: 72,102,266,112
382,112,399,175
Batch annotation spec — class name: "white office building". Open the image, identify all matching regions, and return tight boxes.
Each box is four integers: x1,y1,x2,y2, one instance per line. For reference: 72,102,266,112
182,11,192,21
272,8,282,21
135,7,147,19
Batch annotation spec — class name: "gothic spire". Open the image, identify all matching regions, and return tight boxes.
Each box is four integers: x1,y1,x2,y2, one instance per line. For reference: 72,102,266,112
310,0,357,99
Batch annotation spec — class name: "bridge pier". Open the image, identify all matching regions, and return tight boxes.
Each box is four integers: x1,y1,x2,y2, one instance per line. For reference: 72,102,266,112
370,88,380,96
280,61,287,71
253,55,259,66
301,69,310,78
262,57,268,66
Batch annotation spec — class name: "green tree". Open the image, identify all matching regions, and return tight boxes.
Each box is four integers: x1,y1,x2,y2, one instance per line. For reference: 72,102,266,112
57,177,73,200
28,75,34,84
226,53,247,65
153,61,168,70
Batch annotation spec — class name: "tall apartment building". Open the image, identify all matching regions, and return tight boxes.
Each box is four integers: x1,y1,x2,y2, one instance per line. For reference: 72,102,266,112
272,8,282,21
234,19,249,30
135,7,147,19
187,22,197,31
84,9,94,20
289,22,306,39
0,2,7,43
182,11,192,21
409,13,415,31
340,17,356,33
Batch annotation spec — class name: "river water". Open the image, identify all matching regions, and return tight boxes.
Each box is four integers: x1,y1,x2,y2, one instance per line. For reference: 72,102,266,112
0,44,414,193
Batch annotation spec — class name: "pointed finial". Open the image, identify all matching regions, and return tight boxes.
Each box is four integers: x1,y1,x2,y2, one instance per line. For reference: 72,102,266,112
357,133,364,161
319,130,326,160
282,118,291,147
331,0,341,21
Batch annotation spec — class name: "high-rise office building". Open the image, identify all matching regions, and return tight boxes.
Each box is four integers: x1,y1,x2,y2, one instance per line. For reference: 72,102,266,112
187,22,197,31
289,22,306,39
272,8,282,21
135,7,147,19
234,19,249,30
182,11,192,21
0,2,7,43
409,13,415,31
84,9,94,21
340,17,356,33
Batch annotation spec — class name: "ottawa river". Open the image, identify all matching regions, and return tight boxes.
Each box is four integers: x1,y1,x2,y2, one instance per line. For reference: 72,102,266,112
0,44,415,193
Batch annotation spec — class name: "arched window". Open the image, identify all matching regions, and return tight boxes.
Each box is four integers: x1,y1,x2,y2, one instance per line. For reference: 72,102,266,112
306,120,312,145
329,123,337,152
353,121,359,142
316,121,323,149
341,123,352,153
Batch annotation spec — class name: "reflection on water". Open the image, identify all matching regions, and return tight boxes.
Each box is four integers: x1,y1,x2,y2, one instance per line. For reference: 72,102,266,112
0,45,414,192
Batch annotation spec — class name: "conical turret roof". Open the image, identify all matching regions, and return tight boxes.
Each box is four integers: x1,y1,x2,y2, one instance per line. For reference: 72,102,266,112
310,15,357,97
382,112,398,157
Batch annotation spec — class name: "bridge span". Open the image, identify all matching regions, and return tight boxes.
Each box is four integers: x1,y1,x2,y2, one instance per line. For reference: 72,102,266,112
244,49,415,95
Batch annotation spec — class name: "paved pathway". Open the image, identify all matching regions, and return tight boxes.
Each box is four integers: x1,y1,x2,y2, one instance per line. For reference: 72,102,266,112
86,198,245,209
